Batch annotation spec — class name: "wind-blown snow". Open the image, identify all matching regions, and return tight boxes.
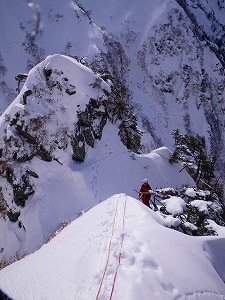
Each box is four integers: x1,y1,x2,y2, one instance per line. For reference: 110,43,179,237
0,195,225,300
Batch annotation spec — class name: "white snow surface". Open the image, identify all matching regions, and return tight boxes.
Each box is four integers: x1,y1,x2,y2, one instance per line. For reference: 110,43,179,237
191,200,211,214
162,196,186,216
0,195,225,300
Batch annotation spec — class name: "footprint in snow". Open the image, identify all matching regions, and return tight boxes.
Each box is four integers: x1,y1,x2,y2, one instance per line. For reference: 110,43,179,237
141,257,160,271
174,291,225,300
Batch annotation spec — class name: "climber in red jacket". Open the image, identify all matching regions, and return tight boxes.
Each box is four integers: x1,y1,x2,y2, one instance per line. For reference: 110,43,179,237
139,179,157,210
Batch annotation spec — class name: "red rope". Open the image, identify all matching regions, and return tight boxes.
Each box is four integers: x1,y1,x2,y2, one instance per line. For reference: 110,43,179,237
109,198,127,300
96,198,119,300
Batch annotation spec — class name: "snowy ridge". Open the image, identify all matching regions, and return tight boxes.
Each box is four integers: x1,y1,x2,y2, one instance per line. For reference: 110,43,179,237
0,195,225,300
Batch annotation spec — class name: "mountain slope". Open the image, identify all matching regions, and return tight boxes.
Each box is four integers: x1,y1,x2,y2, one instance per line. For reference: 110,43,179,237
0,0,224,182
0,195,225,300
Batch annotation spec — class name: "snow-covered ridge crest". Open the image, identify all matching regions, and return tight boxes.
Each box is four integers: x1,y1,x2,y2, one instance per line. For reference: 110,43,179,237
0,54,110,149
1,53,110,163
0,195,225,300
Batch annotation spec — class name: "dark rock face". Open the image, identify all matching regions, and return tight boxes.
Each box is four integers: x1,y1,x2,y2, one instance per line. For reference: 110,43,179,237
65,84,76,95
22,89,32,105
7,210,20,222
71,133,85,162
43,67,52,80
0,289,13,300
71,98,108,162
12,174,35,207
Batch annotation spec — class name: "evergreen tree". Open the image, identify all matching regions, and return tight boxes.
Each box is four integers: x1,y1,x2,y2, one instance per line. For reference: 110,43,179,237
170,129,216,185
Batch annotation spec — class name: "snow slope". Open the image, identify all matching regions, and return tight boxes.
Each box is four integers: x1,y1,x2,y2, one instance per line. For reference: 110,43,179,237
0,195,225,300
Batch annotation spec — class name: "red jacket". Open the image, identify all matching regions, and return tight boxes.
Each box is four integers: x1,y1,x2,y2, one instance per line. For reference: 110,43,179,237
139,183,152,202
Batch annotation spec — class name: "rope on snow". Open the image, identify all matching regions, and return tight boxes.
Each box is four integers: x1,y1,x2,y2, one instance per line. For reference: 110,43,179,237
95,196,127,300
96,198,120,299
109,197,127,300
